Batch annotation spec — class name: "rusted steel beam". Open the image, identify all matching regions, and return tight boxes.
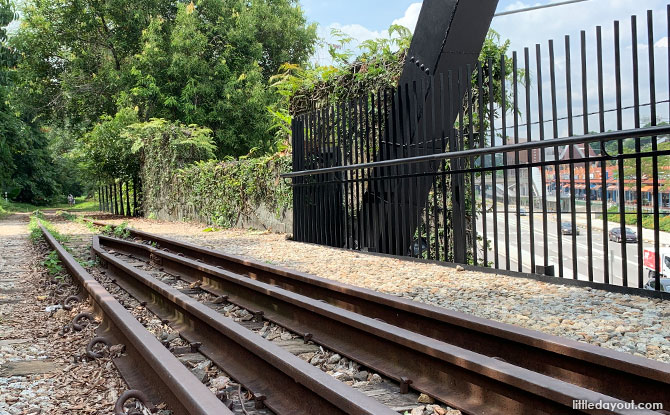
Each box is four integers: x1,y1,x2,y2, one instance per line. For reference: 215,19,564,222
91,235,396,415
95,234,651,415
91,224,670,408
39,224,230,415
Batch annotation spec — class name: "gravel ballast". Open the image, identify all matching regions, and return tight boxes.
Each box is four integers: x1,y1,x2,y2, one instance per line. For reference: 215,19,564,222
0,214,127,415
95,217,670,364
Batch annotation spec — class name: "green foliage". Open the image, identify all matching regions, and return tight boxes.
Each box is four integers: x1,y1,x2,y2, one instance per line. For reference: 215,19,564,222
28,215,42,242
270,24,412,116
113,221,131,238
27,213,70,245
11,0,317,163
78,108,140,182
57,211,76,221
51,197,100,212
42,251,64,276
142,145,291,228
604,206,670,232
0,0,64,205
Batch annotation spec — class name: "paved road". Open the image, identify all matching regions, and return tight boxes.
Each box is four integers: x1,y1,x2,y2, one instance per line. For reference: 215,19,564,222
475,210,654,289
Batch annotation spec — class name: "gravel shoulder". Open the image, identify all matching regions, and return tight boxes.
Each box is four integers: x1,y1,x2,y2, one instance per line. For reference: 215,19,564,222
94,216,670,364
0,214,126,415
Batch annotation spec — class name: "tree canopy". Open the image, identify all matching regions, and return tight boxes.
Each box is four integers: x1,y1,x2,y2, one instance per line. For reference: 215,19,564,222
11,0,317,157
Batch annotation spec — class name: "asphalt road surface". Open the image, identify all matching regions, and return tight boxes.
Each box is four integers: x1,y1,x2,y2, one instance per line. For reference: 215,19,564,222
475,210,653,289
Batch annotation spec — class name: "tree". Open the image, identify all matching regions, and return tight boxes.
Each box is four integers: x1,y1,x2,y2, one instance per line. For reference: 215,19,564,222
0,0,62,204
11,0,317,160
126,1,316,157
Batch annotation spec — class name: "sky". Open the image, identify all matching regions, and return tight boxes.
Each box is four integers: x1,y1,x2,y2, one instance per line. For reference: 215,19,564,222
302,0,670,137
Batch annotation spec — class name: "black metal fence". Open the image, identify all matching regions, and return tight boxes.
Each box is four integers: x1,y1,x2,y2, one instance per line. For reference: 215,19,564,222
98,177,142,217
285,7,670,292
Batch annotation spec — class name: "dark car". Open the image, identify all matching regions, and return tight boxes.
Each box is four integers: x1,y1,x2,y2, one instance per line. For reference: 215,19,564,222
561,222,580,235
643,278,670,292
608,227,638,243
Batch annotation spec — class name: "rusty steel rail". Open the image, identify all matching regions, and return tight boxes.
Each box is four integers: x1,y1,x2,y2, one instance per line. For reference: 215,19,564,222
38,224,231,415
94,234,657,415
89,221,670,408
91,235,396,415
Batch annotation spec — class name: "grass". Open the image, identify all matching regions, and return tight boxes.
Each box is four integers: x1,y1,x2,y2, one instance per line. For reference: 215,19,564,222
0,196,100,218
50,196,100,212
602,206,670,232
29,212,69,244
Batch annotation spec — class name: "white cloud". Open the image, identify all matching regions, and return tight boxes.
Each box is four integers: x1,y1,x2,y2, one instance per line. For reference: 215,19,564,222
655,36,668,48
392,2,422,32
329,23,385,44
312,2,423,66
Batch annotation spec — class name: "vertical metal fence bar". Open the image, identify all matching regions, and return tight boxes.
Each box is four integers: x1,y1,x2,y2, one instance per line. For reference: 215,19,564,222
375,90,386,254
615,20,628,287
316,107,324,245
119,180,125,217
393,88,403,255
536,44,550,273
335,105,344,247
133,176,138,217
422,78,432,260
489,59,499,269
524,48,536,274
500,55,511,270
513,52,523,272
454,70,466,264
467,65,477,266
297,116,304,242
113,181,119,215
478,64,488,267
329,104,337,247
324,105,333,247
651,8,661,291
631,15,644,288
430,76,440,261
399,84,409,255
340,102,350,249
354,96,362,249
440,74,449,262
319,106,327,246
581,30,594,282
363,94,371,250
337,106,343,246
410,81,420,258
549,39,565,279
343,102,351,248
309,110,317,244
291,119,298,240
305,114,311,243
566,35,579,280
597,25,610,284
382,89,393,254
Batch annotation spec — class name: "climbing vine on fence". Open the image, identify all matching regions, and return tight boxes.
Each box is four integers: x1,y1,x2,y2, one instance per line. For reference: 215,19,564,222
135,117,291,227
173,154,292,228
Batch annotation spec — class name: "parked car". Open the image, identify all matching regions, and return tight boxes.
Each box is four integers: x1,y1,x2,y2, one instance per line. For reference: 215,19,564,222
608,227,638,243
561,222,580,235
643,277,670,292
519,208,527,216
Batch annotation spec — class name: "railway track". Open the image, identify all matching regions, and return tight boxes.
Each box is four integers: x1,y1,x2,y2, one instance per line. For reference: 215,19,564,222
38,223,230,415
82,219,670,414
40,220,395,415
